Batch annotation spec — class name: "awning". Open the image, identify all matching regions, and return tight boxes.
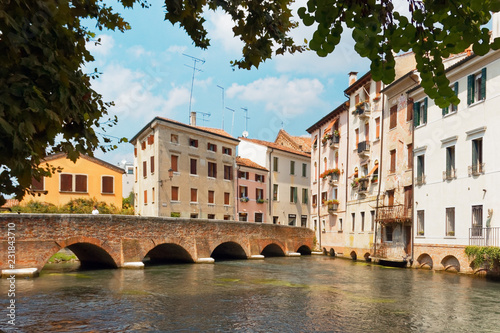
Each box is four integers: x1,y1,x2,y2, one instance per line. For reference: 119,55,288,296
312,136,318,145
349,171,359,178
368,164,379,176
323,118,338,135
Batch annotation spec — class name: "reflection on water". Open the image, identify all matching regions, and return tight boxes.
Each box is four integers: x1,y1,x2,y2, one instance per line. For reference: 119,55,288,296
1,257,500,332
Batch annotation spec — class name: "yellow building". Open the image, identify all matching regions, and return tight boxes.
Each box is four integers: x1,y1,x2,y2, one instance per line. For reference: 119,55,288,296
22,153,125,208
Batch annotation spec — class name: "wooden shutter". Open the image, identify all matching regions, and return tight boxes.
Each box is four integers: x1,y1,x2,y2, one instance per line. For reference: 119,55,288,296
481,67,487,100
150,156,155,174
134,147,137,157
365,122,369,142
191,188,197,202
31,176,44,191
208,190,214,203
102,176,113,194
60,174,72,192
171,187,179,201
75,175,87,192
467,74,475,105
190,159,197,175
423,98,428,124
413,102,420,127
407,99,413,121
224,192,230,205
390,105,397,129
144,190,147,204
376,118,380,139
143,161,147,177
171,155,178,172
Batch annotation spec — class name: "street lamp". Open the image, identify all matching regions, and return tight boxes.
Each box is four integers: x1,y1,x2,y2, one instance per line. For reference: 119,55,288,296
160,168,174,186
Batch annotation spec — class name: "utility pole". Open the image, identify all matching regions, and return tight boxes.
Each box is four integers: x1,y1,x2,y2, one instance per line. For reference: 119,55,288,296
183,53,205,123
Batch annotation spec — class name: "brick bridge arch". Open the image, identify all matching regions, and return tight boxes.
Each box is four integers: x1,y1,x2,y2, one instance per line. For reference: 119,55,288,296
0,214,314,276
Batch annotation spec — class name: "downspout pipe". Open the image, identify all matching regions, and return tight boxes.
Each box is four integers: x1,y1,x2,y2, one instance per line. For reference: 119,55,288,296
410,94,415,266
344,94,350,241
269,148,274,223
317,127,322,250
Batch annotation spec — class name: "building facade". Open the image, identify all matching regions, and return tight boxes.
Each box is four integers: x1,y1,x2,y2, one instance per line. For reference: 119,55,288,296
235,157,269,223
130,115,239,218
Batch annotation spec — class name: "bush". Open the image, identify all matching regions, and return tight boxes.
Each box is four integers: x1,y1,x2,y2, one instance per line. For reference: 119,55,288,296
9,198,134,215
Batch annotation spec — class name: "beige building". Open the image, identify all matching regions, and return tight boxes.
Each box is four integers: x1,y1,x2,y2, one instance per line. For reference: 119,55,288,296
130,115,239,218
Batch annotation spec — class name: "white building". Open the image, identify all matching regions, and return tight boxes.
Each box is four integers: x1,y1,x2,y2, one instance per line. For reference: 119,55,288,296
410,49,500,273
118,161,134,198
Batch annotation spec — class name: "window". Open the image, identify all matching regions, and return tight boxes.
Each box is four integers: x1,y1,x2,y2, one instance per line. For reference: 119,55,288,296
127,167,133,175
150,156,155,174
208,190,215,204
355,94,360,105
361,212,365,232
446,207,455,236
312,194,317,207
224,192,230,205
141,141,146,150
190,158,197,175
321,192,327,205
339,218,343,231
471,205,483,236
290,187,298,203
144,190,147,204
416,155,425,184
471,138,483,175
273,216,279,224
224,165,233,180
273,157,279,172
256,188,264,201
302,163,307,177
171,186,179,201
404,186,412,212
351,213,355,232
207,143,217,152
191,213,198,219
147,135,154,145
290,161,295,175
468,68,486,105
389,149,396,173
190,188,198,202
189,138,198,148
273,184,279,201
134,147,137,157
288,214,296,226
171,134,179,144
152,187,155,203
407,99,413,122
101,176,114,194
301,215,307,227
370,210,375,231
208,214,215,220
171,155,178,172
60,174,87,193
375,117,380,139
143,161,147,178
302,188,308,204
314,162,318,181
387,190,395,206
443,82,459,115
407,144,413,168
223,147,232,155
445,146,455,179
238,171,249,179
417,210,425,235
135,167,137,182
355,128,359,147
31,176,44,191
224,215,231,220
208,162,217,178
385,225,393,242
255,174,265,182
255,213,263,223
413,98,428,127
239,213,248,222
239,186,248,199
390,105,397,129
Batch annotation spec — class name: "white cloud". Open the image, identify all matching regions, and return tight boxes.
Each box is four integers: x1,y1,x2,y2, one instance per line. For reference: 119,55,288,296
206,10,243,54
167,45,188,54
86,34,115,57
127,45,152,58
91,64,190,119
226,76,325,117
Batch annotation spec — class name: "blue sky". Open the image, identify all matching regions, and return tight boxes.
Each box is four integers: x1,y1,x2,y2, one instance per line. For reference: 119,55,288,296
88,0,374,166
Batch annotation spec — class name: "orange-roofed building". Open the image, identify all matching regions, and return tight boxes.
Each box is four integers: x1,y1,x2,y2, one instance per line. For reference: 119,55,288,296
236,157,269,223
21,153,125,208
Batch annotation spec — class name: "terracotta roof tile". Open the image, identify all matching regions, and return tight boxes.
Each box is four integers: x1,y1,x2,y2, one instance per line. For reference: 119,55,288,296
236,157,268,171
42,153,125,174
240,137,311,158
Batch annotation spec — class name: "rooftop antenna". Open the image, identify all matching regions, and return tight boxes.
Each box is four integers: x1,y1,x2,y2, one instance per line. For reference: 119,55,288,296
241,107,250,132
226,107,235,136
183,53,205,123
217,85,225,131
195,111,211,126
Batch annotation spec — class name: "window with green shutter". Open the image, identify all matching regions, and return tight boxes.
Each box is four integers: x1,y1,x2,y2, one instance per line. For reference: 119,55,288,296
413,101,420,127
468,68,486,105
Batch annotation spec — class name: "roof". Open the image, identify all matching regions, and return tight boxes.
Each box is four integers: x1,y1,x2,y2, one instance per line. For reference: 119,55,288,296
344,71,372,95
306,102,348,133
236,157,268,171
239,137,311,158
42,153,125,174
130,116,239,143
290,135,312,152
274,129,311,153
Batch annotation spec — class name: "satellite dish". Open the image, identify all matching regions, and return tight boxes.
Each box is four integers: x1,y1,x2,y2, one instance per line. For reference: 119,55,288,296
242,131,249,138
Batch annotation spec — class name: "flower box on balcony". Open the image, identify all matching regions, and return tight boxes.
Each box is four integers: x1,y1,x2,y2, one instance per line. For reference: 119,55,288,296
240,197,249,202
256,198,266,204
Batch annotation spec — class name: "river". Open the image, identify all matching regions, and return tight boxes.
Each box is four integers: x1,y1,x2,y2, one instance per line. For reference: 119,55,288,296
1,256,499,332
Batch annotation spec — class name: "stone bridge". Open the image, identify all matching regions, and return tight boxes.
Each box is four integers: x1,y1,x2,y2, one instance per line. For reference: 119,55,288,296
0,214,314,277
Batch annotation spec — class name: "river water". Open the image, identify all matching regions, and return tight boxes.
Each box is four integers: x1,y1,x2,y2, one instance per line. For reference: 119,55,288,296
1,256,499,332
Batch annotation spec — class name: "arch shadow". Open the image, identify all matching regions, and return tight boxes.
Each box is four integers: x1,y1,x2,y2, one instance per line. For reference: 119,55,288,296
417,253,433,270
329,248,336,257
364,252,371,262
297,245,312,255
350,251,357,261
441,255,460,272
261,243,286,257
211,241,247,261
143,243,194,266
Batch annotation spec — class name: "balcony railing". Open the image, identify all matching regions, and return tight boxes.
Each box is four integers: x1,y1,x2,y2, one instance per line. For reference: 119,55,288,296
469,227,500,247
377,205,412,223
442,168,456,181
330,135,340,148
354,102,371,118
468,163,485,176
358,177,369,193
415,175,426,186
328,203,339,214
357,141,370,155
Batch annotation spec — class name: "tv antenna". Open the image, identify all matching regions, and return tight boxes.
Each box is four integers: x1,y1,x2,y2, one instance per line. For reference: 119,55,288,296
226,107,235,136
241,107,250,132
195,111,211,126
183,53,205,123
217,85,225,130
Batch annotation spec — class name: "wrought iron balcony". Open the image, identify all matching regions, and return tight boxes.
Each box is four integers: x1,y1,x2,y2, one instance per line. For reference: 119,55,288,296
469,227,500,247
468,163,485,176
354,102,371,118
357,141,370,156
330,135,340,149
377,205,412,223
358,177,369,193
443,168,456,181
415,175,426,186
329,173,339,186
328,203,339,214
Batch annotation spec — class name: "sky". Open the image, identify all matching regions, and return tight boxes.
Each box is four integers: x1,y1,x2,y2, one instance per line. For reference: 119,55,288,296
88,0,379,166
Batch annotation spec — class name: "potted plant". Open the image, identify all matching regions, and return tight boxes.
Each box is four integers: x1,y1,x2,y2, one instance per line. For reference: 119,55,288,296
351,178,360,188
256,198,266,204
447,231,455,236
371,175,378,183
418,230,424,236
240,196,249,202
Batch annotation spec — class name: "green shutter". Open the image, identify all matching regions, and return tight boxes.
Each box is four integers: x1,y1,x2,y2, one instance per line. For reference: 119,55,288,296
413,102,420,127
423,98,428,124
481,67,487,100
442,106,448,116
472,140,477,167
293,188,297,203
454,81,459,95
467,74,475,105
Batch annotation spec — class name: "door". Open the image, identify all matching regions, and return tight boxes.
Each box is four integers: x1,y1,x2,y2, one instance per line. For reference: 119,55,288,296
404,225,412,255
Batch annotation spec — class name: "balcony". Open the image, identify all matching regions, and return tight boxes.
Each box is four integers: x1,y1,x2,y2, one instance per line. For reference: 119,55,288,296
468,163,485,177
377,205,412,223
443,168,456,181
328,203,339,214
358,177,369,194
330,135,340,149
357,141,370,157
328,173,339,186
415,175,426,186
354,102,371,119
469,227,500,247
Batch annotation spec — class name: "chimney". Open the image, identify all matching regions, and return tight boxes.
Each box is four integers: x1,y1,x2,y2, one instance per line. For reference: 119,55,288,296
348,72,358,86
190,111,196,126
